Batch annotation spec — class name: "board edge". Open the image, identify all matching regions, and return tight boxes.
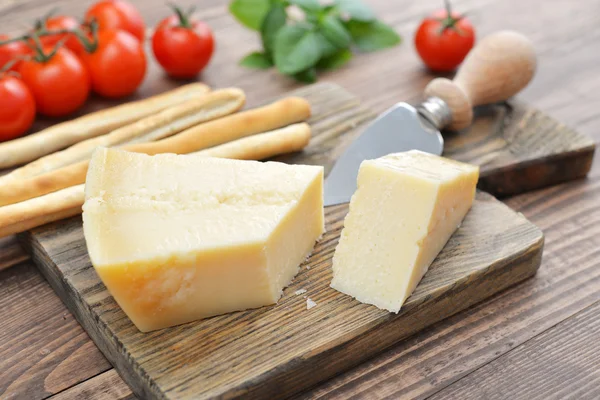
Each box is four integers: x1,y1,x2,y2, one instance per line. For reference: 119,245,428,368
479,143,596,197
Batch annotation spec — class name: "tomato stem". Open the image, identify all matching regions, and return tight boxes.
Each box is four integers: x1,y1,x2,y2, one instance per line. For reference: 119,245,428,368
27,31,70,63
33,7,60,31
78,18,99,53
0,57,25,74
43,7,59,21
29,33,50,62
168,2,193,28
46,36,70,59
29,33,46,61
437,0,466,35
0,28,84,46
444,0,452,16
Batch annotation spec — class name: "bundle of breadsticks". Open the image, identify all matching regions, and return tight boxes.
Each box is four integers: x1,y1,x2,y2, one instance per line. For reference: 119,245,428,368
0,83,313,237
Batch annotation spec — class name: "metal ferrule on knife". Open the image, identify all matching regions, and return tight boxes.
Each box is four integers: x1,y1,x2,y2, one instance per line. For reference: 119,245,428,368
417,97,453,131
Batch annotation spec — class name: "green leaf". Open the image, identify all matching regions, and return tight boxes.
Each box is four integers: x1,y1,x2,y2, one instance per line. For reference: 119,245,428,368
315,32,340,57
335,0,375,22
261,4,287,53
289,0,321,13
294,67,317,83
239,52,273,69
273,25,322,75
319,15,351,48
229,0,271,31
346,20,401,52
323,5,339,14
295,21,316,30
305,12,319,24
317,48,353,70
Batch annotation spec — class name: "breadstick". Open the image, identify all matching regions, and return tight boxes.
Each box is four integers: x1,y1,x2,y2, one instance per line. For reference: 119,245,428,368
0,184,84,238
0,83,211,169
0,123,312,237
195,123,310,160
126,96,311,155
3,88,245,181
0,97,311,207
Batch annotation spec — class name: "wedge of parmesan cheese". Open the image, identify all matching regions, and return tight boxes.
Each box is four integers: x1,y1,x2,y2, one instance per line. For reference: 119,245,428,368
330,150,479,312
83,148,324,332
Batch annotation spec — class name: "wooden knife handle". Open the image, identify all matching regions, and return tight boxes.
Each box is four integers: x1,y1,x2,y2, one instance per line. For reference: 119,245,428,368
423,30,537,131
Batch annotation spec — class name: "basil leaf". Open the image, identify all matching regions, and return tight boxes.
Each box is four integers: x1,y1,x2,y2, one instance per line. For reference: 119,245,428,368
323,5,339,14
274,25,322,75
294,67,317,83
261,4,287,53
289,0,321,13
319,15,351,48
295,21,316,30
229,0,271,31
335,0,375,22
346,20,401,52
317,48,352,70
315,32,339,57
239,52,273,69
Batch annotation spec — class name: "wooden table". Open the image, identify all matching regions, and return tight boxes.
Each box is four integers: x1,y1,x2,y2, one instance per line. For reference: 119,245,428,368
1,0,599,398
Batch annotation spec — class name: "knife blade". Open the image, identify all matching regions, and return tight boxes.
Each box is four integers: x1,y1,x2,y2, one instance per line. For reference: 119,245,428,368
324,30,537,206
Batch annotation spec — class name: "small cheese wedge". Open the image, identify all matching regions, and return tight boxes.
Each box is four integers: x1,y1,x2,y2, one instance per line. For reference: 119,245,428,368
330,150,479,312
83,148,324,332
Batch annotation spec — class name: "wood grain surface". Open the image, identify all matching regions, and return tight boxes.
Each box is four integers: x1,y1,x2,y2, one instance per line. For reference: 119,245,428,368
0,263,110,399
18,84,543,399
1,0,599,399
48,370,135,400
0,236,27,272
428,300,600,400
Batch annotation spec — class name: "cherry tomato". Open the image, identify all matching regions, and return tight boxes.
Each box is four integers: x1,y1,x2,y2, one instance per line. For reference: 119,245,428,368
80,30,146,98
19,47,90,117
85,0,146,42
39,15,85,54
152,9,214,79
0,35,31,72
414,3,475,72
0,75,36,141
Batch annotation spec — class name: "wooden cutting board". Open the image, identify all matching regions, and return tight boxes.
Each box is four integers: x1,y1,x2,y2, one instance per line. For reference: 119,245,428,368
20,82,575,399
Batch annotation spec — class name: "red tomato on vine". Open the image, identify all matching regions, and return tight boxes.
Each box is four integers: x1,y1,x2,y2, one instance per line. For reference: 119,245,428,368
415,0,475,72
19,46,90,117
0,75,36,141
85,0,146,42
79,29,146,98
152,5,214,79
0,35,31,72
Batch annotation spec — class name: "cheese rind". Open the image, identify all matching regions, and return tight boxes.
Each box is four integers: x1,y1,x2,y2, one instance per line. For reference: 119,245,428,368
330,150,479,312
83,148,324,332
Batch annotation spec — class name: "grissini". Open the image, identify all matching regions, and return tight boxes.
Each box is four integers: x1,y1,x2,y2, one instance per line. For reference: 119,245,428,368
127,96,311,155
0,123,312,237
2,88,246,181
195,123,311,160
0,97,311,206
0,83,211,169
0,184,84,238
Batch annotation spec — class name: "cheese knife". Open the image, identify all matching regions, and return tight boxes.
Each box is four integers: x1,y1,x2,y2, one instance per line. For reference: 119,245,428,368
324,30,537,206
